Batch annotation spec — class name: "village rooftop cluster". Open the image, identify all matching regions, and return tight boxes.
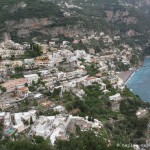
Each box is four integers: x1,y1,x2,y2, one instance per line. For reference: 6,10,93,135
0,31,144,143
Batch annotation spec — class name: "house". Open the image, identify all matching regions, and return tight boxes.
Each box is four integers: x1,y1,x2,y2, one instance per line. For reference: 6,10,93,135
49,41,56,46
0,64,7,77
109,93,121,101
0,77,4,84
35,55,50,66
65,80,76,90
100,83,106,90
63,41,69,45
1,78,28,92
40,44,48,54
31,114,102,145
40,101,55,108
31,116,55,141
57,72,67,80
17,86,30,98
136,108,148,118
72,69,86,78
63,12,71,17
1,40,23,50
98,62,108,72
34,93,43,99
61,49,74,58
67,56,78,67
0,49,24,59
35,59,49,66
73,89,85,98
43,77,57,88
38,70,51,77
12,60,23,67
24,59,35,64
73,40,79,44
13,110,36,133
4,112,11,128
117,77,125,90
53,105,65,112
0,101,10,110
24,74,40,85
24,59,36,69
74,50,86,59
81,77,102,86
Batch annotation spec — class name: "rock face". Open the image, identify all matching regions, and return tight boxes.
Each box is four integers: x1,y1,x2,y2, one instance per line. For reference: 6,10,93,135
4,17,86,38
0,0,150,43
5,18,54,30
5,18,54,37
105,10,137,24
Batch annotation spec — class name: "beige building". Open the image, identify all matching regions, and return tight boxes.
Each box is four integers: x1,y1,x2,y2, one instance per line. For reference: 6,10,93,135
12,61,23,67
17,87,29,98
0,49,24,59
0,101,6,110
0,64,7,76
1,78,28,92
0,101,10,110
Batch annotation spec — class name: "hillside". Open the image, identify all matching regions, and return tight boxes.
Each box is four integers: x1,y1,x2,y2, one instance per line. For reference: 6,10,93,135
0,0,150,48
1,1,150,149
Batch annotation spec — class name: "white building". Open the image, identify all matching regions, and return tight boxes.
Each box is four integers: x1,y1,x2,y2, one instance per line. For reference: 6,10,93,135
0,48,24,59
53,105,65,112
109,93,122,101
0,64,7,76
13,110,36,133
31,115,102,145
81,77,102,86
24,74,40,85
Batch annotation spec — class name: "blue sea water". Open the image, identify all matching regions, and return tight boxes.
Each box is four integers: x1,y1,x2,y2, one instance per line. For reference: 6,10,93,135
126,58,150,102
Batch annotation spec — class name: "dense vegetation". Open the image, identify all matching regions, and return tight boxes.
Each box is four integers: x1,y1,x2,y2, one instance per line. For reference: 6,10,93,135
0,0,62,22
25,43,43,58
0,136,51,150
0,131,133,150
1,0,150,48
54,130,133,150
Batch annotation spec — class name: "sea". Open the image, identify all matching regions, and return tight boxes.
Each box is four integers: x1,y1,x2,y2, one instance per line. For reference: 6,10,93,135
126,57,150,102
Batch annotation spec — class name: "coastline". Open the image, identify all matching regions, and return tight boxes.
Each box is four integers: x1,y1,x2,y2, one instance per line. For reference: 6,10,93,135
117,57,146,85
117,68,137,85
124,68,137,85
125,57,150,102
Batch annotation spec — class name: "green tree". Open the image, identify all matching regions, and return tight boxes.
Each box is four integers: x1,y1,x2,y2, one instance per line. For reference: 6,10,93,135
0,56,2,61
14,66,24,73
25,83,28,87
30,116,34,125
0,86,6,93
5,136,51,150
85,63,99,76
10,55,15,61
54,130,133,150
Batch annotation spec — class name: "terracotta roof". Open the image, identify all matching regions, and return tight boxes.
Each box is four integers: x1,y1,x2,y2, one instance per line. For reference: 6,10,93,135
85,77,96,81
40,101,55,108
1,78,28,91
18,87,29,92
35,59,49,64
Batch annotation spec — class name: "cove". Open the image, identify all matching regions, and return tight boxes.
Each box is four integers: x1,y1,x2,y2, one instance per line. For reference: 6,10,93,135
126,57,150,102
